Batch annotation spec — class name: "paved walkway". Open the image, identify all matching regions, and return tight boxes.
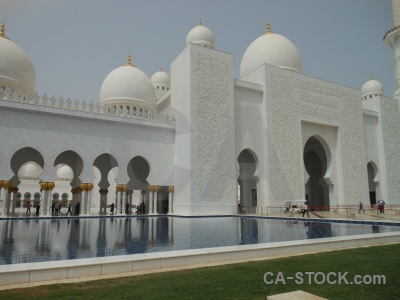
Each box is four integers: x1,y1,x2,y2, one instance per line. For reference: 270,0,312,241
262,208,400,223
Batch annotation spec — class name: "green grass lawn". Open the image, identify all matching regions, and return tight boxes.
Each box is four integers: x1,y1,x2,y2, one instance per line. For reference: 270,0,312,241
2,244,399,300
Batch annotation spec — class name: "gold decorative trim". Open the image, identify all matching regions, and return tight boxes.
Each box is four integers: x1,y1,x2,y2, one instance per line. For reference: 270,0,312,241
3,180,11,189
116,184,124,192
80,183,88,191
0,22,4,38
99,188,108,196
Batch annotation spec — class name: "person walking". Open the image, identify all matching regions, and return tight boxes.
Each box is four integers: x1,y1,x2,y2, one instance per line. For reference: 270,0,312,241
377,200,385,214
66,203,72,216
26,203,31,215
110,203,115,215
359,201,365,213
75,201,80,215
303,201,310,217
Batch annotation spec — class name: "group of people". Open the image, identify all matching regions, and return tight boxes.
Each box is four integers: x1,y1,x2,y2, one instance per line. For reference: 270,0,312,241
24,201,80,216
25,203,40,216
359,200,385,214
51,202,63,216
107,203,147,215
302,199,386,218
108,202,144,215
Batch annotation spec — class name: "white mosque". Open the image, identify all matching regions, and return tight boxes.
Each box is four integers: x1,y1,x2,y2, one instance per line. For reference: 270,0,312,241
1,3,400,217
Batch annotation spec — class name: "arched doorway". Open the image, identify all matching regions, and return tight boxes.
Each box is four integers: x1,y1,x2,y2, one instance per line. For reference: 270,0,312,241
54,150,84,212
127,156,151,213
237,149,258,214
367,161,378,208
10,147,44,187
54,150,84,189
303,136,330,209
93,153,119,214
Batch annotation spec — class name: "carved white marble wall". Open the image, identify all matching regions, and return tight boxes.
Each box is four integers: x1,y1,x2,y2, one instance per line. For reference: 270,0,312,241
380,97,400,202
268,67,369,205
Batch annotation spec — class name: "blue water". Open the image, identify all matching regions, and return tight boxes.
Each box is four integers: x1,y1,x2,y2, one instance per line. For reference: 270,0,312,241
0,216,399,265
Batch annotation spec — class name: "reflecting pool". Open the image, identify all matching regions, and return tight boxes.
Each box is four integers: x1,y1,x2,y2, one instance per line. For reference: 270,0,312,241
0,216,399,265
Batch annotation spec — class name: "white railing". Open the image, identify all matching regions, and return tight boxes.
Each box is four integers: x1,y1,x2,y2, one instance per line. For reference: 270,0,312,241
0,86,176,124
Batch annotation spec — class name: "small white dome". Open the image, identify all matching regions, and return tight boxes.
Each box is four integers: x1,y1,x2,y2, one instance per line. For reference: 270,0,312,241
186,22,215,49
57,165,73,180
361,78,384,99
240,24,302,78
0,23,36,95
18,162,42,179
151,68,170,90
100,56,157,111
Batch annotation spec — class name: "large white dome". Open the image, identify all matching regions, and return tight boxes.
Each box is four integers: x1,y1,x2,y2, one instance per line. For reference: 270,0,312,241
186,22,215,49
100,56,156,111
18,162,42,179
56,165,73,181
0,23,36,95
240,24,302,78
151,68,170,90
361,78,384,99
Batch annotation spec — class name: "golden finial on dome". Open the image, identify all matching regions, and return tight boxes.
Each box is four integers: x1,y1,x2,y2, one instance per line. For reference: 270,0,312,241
199,20,203,26
369,75,373,80
0,22,4,38
265,21,272,34
125,53,132,66
160,66,163,72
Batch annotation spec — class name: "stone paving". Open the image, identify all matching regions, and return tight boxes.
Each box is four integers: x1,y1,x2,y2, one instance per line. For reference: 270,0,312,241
263,207,400,223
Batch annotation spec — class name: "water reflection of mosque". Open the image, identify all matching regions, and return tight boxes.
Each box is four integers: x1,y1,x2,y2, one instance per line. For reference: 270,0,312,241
0,217,393,265
0,217,174,264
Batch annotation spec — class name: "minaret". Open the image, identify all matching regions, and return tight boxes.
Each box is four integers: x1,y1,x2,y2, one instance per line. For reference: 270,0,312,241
384,0,400,99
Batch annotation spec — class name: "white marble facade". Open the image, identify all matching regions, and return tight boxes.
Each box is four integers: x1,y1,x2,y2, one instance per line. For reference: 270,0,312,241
1,4,400,216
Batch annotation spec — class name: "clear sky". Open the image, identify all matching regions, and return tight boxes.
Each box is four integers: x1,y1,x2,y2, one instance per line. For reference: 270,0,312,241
1,0,395,102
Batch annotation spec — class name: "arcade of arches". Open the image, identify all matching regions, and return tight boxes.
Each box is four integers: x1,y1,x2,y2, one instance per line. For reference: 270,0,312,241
0,147,174,216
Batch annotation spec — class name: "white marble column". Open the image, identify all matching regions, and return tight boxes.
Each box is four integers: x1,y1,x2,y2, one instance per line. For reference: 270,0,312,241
1,181,11,216
86,184,93,215
167,186,174,214
115,184,122,215
80,183,93,216
81,184,88,215
148,185,154,215
46,182,55,216
39,182,47,216
10,187,18,215
127,190,133,214
154,186,159,214
122,185,127,214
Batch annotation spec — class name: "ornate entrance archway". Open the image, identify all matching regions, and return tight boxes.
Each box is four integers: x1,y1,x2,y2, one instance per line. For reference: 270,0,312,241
304,136,330,209
237,149,258,214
